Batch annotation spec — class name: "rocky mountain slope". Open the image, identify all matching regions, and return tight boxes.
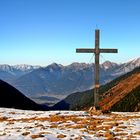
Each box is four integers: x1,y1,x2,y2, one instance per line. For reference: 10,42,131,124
0,80,48,111
53,66,140,111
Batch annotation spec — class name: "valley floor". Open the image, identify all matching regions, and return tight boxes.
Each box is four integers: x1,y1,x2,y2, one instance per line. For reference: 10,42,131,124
0,108,140,140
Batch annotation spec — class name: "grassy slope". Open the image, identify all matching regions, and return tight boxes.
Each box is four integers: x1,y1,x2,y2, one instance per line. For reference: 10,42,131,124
111,86,140,112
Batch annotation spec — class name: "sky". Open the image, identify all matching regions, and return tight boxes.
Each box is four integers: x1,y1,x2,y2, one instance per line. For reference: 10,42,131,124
0,0,140,66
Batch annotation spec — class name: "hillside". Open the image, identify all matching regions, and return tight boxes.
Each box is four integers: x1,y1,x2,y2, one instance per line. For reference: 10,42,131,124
111,86,140,112
99,68,140,112
53,67,140,111
0,80,48,111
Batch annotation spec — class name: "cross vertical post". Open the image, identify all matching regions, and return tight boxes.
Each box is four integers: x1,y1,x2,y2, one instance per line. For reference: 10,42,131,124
76,29,118,109
94,29,100,107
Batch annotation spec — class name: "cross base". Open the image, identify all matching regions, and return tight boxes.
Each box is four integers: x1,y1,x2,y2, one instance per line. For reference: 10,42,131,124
88,106,102,115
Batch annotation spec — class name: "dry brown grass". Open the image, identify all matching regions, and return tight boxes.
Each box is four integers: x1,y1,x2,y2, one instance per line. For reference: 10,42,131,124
31,134,44,139
9,112,16,114
0,116,8,121
117,125,127,129
57,134,66,138
0,132,6,136
115,132,128,136
133,131,140,135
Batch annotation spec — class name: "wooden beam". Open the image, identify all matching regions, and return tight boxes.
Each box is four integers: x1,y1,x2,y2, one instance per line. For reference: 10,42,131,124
100,49,118,53
94,29,100,107
76,49,95,53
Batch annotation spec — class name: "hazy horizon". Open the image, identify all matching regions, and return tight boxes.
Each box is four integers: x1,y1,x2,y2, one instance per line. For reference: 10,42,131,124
0,56,139,67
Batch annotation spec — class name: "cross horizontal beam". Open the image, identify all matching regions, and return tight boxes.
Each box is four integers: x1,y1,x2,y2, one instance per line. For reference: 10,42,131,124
100,49,118,53
76,48,118,53
76,48,95,53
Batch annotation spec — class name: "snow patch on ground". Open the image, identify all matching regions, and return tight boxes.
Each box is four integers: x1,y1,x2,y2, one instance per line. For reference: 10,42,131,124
0,108,140,139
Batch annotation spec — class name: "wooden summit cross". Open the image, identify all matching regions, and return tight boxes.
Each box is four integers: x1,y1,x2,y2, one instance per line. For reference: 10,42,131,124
76,29,118,108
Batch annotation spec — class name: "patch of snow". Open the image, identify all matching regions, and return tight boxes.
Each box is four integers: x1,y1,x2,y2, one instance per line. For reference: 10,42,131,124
0,108,140,139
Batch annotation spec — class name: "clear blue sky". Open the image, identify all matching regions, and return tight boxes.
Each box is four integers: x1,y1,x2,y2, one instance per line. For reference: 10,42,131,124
0,0,140,66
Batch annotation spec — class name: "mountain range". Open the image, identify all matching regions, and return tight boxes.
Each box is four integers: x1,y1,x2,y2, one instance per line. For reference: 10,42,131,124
0,57,140,105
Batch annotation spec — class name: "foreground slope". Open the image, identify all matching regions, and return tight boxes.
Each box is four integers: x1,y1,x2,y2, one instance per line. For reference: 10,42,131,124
53,67,140,111
0,108,140,140
0,80,48,111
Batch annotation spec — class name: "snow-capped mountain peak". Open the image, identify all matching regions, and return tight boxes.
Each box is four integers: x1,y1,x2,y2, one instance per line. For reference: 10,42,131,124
68,62,91,70
13,64,40,71
101,61,118,69
0,64,14,72
130,57,140,66
45,63,63,72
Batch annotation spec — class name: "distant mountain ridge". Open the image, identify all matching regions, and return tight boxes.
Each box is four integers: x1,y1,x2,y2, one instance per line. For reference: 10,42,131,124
0,64,40,73
0,58,140,104
0,64,40,82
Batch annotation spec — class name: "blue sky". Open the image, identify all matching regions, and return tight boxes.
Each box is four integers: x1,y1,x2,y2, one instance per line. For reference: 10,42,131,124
0,0,140,66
